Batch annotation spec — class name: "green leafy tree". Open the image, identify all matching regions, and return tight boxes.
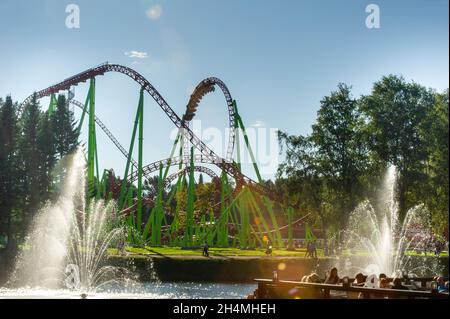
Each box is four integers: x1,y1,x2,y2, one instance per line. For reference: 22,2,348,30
310,83,370,226
360,75,435,218
422,90,449,233
277,133,330,250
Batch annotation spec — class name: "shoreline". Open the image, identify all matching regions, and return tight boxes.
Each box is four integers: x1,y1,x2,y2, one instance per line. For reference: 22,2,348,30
1,249,448,285
108,254,449,283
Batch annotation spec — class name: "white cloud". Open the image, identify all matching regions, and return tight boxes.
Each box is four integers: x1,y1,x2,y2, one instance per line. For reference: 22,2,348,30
146,4,163,21
251,120,266,128
125,51,149,59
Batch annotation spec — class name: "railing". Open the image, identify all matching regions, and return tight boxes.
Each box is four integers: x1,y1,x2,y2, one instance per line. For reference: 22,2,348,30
254,278,449,299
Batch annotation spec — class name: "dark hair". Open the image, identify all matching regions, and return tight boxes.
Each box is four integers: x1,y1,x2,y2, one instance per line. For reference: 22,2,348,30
380,278,389,287
393,277,402,286
354,273,364,283
379,273,387,279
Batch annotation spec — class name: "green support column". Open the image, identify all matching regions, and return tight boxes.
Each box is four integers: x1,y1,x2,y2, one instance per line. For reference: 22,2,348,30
263,197,283,248
246,190,275,244
184,147,195,247
48,94,58,116
287,207,294,250
239,197,250,248
76,87,92,137
150,165,164,245
234,101,263,183
233,101,242,172
93,121,100,199
118,91,143,210
218,170,230,247
136,88,144,232
87,78,96,197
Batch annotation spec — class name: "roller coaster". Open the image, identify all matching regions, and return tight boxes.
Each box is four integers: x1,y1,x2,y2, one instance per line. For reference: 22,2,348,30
20,62,310,248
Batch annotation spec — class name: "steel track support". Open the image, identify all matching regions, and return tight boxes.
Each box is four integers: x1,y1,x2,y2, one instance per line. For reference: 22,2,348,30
233,101,242,172
234,101,262,183
184,147,195,247
48,94,58,116
263,197,284,248
87,78,97,197
76,89,91,136
287,207,294,250
218,170,230,247
118,91,142,210
150,165,164,245
137,88,144,232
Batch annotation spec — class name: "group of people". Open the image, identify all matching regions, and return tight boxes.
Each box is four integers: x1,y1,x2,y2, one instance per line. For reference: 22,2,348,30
299,267,449,298
432,275,449,293
413,236,448,256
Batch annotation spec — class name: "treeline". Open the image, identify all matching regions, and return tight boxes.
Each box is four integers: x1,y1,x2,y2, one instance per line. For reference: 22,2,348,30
276,75,449,240
0,94,78,250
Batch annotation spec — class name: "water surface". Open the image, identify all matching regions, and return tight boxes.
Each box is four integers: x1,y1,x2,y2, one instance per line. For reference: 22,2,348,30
0,282,256,299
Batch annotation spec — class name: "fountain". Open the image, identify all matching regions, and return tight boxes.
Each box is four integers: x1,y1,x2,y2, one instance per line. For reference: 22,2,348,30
6,148,129,293
336,165,448,278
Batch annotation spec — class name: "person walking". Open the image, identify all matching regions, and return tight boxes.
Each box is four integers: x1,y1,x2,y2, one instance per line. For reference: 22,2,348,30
202,241,209,257
310,240,318,259
305,241,311,258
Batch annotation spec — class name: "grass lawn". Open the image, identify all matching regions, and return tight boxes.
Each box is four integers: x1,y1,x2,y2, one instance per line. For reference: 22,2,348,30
108,246,325,258
107,246,449,258
405,251,449,257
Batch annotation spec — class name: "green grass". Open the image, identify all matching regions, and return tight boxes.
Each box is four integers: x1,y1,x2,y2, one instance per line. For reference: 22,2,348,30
108,246,326,258
338,249,449,257
107,246,449,258
405,251,449,257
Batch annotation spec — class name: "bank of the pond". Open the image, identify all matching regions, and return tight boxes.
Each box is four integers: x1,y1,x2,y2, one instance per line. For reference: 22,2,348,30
108,254,333,282
1,248,448,285
107,254,449,283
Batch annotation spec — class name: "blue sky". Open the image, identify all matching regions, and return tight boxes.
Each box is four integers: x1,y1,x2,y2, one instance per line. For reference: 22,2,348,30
0,0,448,181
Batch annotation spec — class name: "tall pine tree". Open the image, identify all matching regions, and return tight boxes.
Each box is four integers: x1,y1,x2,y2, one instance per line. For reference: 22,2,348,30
52,94,78,158
0,96,19,251
37,110,56,202
18,94,42,227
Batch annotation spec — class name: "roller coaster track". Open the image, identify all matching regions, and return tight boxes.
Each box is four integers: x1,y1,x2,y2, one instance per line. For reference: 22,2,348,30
183,78,236,163
128,154,219,183
70,101,222,186
72,75,239,173
163,166,219,188
69,99,138,169
20,63,273,200
69,101,229,196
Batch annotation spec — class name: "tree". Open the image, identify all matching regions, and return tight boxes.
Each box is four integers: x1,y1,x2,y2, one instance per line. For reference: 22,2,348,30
360,75,435,218
18,94,42,225
277,133,329,248
52,95,78,159
310,83,370,226
37,110,57,201
50,95,79,192
422,90,449,233
0,96,19,251
278,84,373,249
